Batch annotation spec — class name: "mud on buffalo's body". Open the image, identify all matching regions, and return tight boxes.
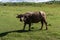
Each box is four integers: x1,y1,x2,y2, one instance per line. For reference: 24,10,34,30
16,11,48,31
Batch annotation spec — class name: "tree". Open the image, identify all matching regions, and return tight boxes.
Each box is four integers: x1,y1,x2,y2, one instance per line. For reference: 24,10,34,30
54,0,55,3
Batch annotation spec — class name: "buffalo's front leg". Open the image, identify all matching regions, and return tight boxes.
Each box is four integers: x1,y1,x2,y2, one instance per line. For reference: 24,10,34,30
23,23,26,30
29,23,31,31
43,19,48,30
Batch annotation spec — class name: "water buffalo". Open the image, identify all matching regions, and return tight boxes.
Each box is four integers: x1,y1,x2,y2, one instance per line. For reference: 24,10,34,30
16,11,48,31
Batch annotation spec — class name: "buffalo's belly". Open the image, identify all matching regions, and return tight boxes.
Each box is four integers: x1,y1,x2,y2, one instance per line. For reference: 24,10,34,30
31,17,41,23
24,19,40,24
31,20,40,23
25,20,40,24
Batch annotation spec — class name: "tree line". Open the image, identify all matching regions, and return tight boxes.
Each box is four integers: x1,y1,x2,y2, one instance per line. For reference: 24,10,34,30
0,1,60,6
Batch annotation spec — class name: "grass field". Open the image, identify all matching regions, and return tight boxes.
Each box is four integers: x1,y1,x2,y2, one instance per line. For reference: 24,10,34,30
0,4,60,40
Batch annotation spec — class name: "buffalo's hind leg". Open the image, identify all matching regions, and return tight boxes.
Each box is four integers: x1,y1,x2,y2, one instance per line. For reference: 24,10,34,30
43,19,48,30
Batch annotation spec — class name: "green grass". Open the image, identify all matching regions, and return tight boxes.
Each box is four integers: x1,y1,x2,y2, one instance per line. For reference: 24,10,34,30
0,4,60,40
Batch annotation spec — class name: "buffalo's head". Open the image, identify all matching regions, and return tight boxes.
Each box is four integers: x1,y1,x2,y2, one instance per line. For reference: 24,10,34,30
16,14,24,22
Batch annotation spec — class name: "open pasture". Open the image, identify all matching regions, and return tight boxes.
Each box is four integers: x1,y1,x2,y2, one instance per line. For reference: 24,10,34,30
0,4,60,40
